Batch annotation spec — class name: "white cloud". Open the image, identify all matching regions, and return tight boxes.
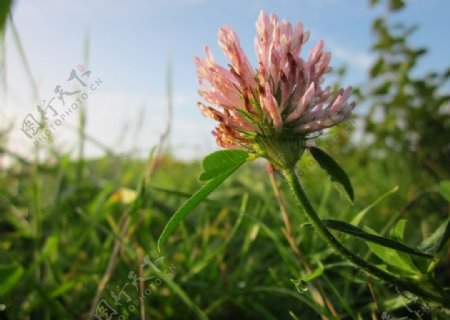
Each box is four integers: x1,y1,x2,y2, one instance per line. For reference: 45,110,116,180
327,41,373,71
1,88,211,161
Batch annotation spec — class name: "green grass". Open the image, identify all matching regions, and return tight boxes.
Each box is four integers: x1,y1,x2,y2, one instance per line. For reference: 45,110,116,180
0,141,449,319
1,2,449,317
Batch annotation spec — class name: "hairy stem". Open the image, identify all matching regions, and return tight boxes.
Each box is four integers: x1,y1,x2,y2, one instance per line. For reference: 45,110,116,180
267,164,340,319
281,167,450,309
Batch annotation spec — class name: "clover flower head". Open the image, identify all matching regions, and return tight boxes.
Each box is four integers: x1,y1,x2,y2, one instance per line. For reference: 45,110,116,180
195,11,355,167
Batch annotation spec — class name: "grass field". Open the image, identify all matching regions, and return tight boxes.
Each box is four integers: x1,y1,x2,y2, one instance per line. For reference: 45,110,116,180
1,127,449,319
1,1,450,319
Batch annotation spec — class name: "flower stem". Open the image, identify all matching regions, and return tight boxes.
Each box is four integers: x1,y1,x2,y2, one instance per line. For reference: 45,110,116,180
281,167,450,308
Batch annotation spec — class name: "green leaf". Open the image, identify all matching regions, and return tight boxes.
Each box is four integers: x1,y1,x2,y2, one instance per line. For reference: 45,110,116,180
0,264,24,296
309,147,354,201
158,152,247,250
301,260,324,282
364,226,420,275
130,177,147,224
0,0,11,35
42,235,59,263
49,280,78,299
351,185,398,225
373,81,391,95
418,217,450,254
322,219,432,259
390,219,407,241
290,260,324,294
388,0,405,11
438,180,450,202
370,58,385,77
199,150,248,181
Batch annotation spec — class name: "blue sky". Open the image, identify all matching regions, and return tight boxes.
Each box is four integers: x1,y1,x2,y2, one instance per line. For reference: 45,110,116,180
3,0,450,159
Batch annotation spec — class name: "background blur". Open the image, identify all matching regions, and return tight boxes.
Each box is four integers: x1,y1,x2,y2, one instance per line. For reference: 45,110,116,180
1,0,449,319
2,0,449,160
